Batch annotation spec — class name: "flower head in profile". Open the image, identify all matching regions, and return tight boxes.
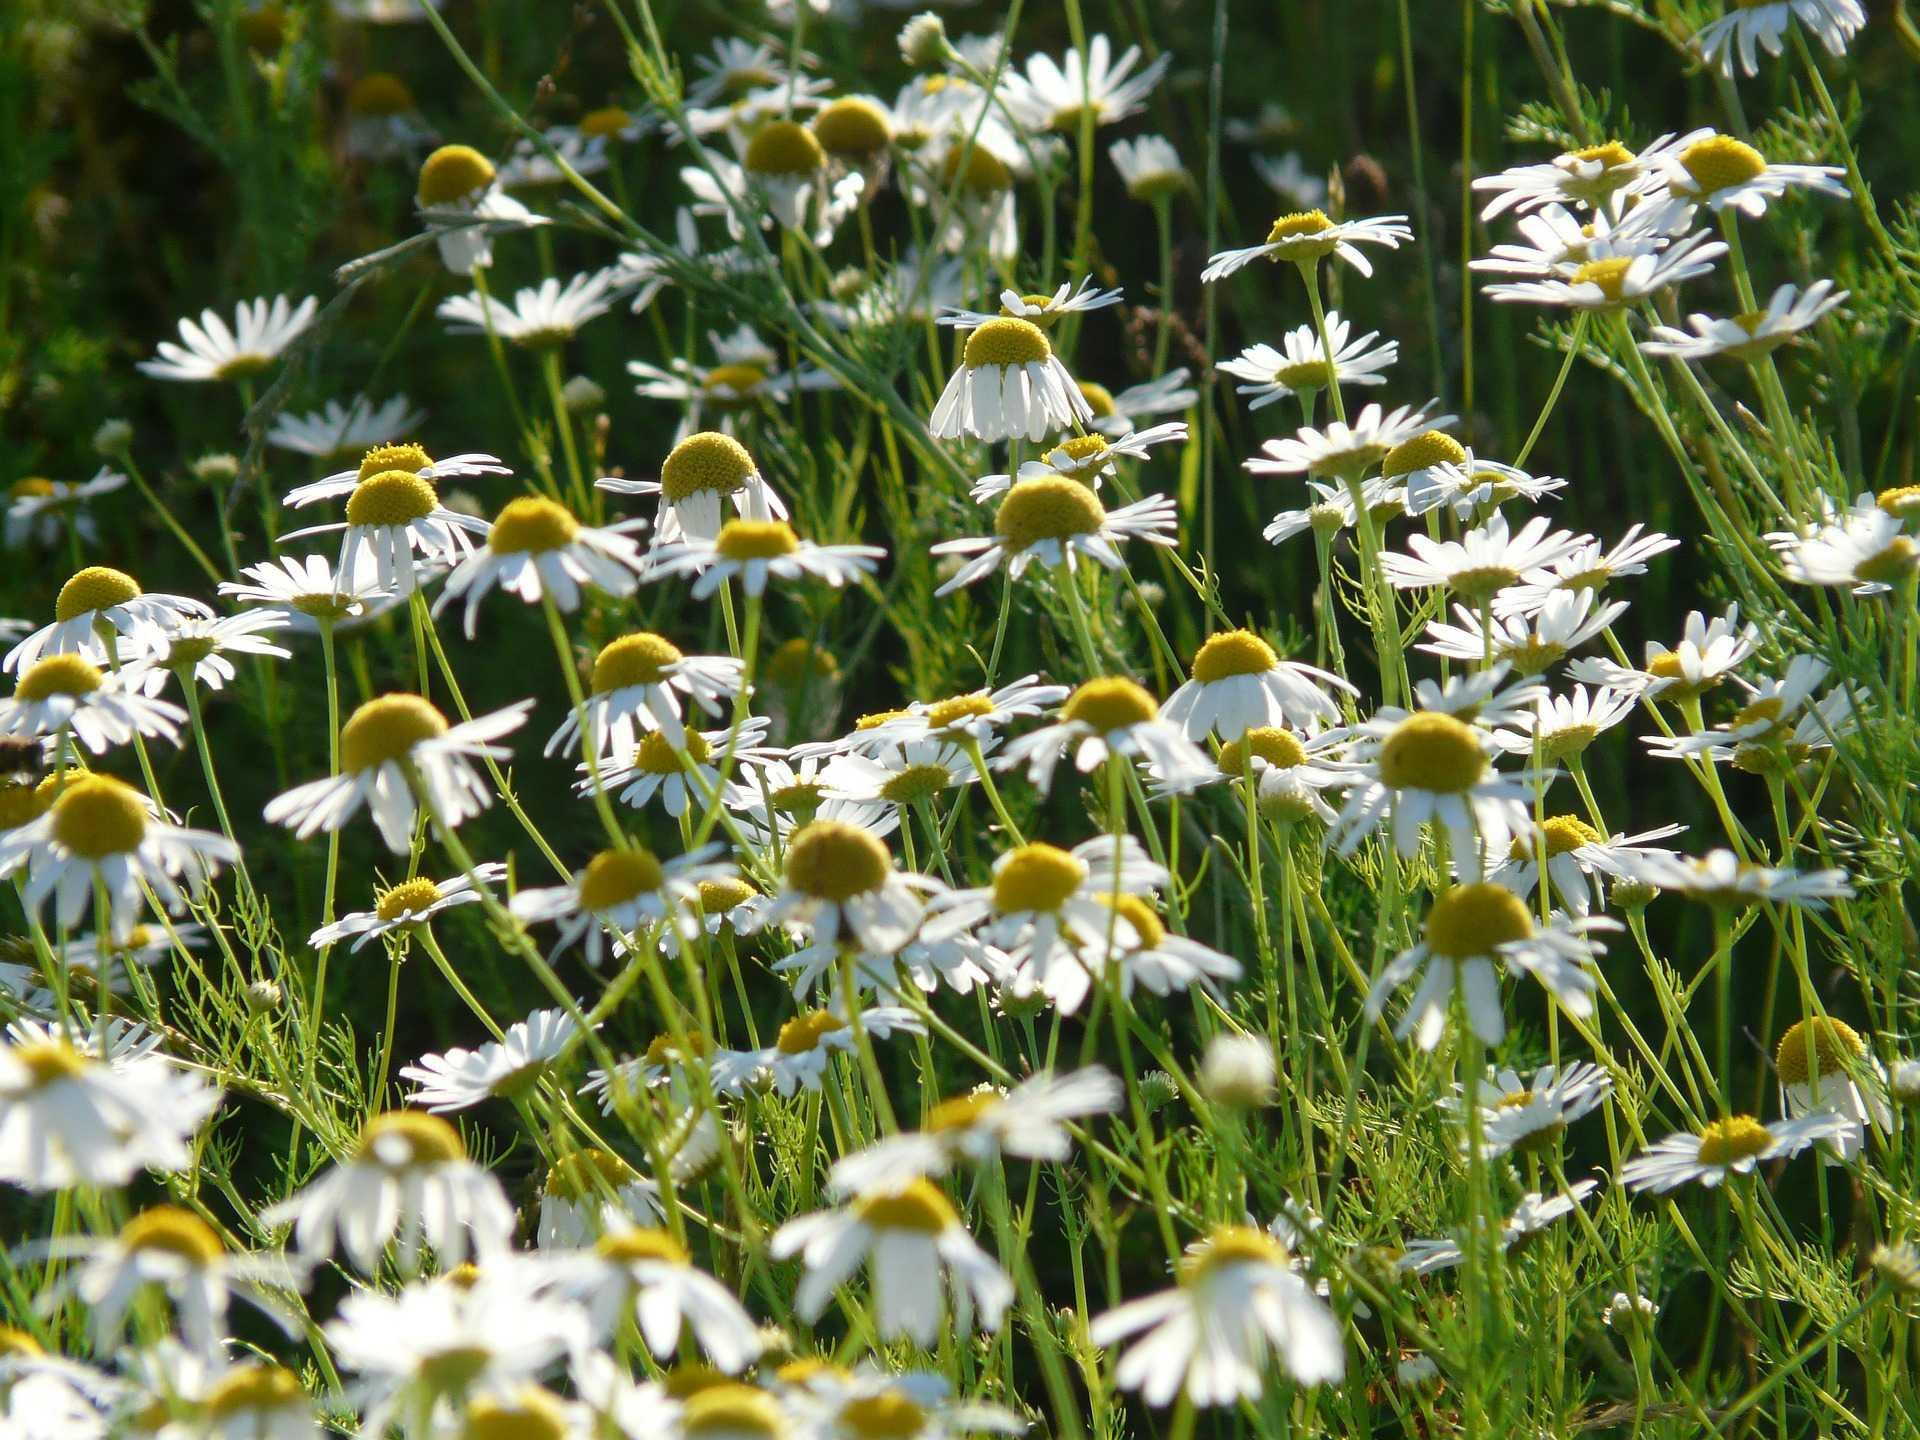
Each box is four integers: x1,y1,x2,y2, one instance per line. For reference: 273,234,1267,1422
1,653,186,754
285,439,510,510
1397,1183,1598,1274
1491,816,1685,914
5,468,126,551
1110,134,1190,202
1614,847,1853,910
644,519,884,599
414,142,543,274
1643,280,1847,363
1246,400,1446,481
967,424,1189,503
136,295,317,384
309,862,506,952
1569,604,1757,700
511,842,734,967
1001,35,1169,132
1774,1016,1888,1161
436,269,623,348
1203,210,1413,282
1622,1112,1849,1192
400,1008,580,1112
561,1226,763,1373
119,610,293,697
1656,132,1846,217
1453,1061,1614,1157
1217,312,1398,410
268,395,427,461
282,461,494,597
601,430,787,545
590,715,775,819
436,496,647,636
1769,497,1920,596
932,479,1178,596
938,276,1124,331
5,565,213,675
1695,0,1865,78
546,631,743,757
1472,131,1708,218
537,1147,663,1249
1418,590,1627,677
928,317,1093,442
1161,629,1355,739
997,676,1213,796
765,818,942,955
1482,231,1727,310
1083,369,1199,437
709,1004,925,1097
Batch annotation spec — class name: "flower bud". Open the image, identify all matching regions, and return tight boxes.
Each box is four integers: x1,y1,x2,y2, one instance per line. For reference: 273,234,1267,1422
1199,1034,1275,1108
898,13,950,69
93,419,133,456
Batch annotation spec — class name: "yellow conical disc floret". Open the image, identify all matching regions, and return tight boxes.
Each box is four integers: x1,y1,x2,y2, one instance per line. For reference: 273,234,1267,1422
1191,629,1279,682
1217,727,1308,776
55,566,141,621
1695,1115,1774,1166
1100,891,1166,950
838,1393,928,1440
1263,210,1336,260
715,520,800,561
1376,712,1485,793
205,1364,305,1418
120,1205,224,1266
375,876,443,923
812,97,892,159
1570,257,1633,305
1062,676,1157,733
785,819,891,902
347,73,417,117
1679,136,1767,196
592,633,685,692
340,694,449,772
1774,1017,1866,1088
1380,430,1466,479
1179,1224,1288,1282
680,1384,787,1440
15,654,104,702
1424,883,1533,960
50,775,148,860
346,470,438,527
464,1387,572,1440
488,497,579,554
595,1225,691,1266
358,1110,466,1167
418,144,496,206
992,843,1087,915
358,443,434,484
994,478,1106,550
1510,815,1603,860
580,106,634,139
854,1177,958,1233
575,846,668,912
546,1147,639,1199
963,317,1050,370
744,120,826,177
662,432,756,502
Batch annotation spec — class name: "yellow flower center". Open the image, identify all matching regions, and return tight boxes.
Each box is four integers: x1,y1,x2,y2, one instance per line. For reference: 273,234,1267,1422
644,1032,712,1068
1570,257,1634,304
813,97,892,158
854,1177,958,1233
1541,722,1600,762
358,443,435,484
880,763,954,806
489,497,579,554
1376,711,1486,793
1568,140,1635,170
592,633,685,692
347,72,416,117
205,1364,305,1417
698,877,757,914
1875,484,1920,520
51,775,148,859
784,819,892,902
839,1394,928,1440
776,1357,851,1386
119,1205,224,1266
464,1387,571,1440
1078,380,1117,417
0,1324,42,1357
776,1009,848,1055
993,476,1109,551
992,842,1088,915
418,144,496,205
1381,430,1467,479
703,364,770,401
715,519,800,561
1273,359,1334,390
545,1146,638,1199
744,120,825,177
925,1090,1002,1132
375,876,443,923
14,653,104,702
1100,891,1166,950
357,1109,467,1167
10,1038,89,1087
55,565,141,621
923,694,994,731
1645,650,1717,701
576,846,668,912
634,727,709,773
1774,1017,1866,1087
1510,814,1603,861
1679,136,1768,195
580,106,634,139
662,432,757,502
1695,1115,1775,1166
681,1385,787,1440
1493,1089,1539,1111
10,476,55,498
1424,883,1534,959
1054,434,1111,465
1180,1224,1288,1282
767,780,823,816
340,693,449,772
345,469,439,527
1264,209,1336,257
595,1226,690,1265
1062,675,1158,732
1191,629,1279,682
1217,727,1309,776
963,316,1052,370
941,143,1012,194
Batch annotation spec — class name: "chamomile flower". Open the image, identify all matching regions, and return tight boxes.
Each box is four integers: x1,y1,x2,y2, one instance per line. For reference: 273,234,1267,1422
436,269,623,347
267,395,427,461
1330,700,1541,860
1217,313,1398,409
1208,727,1350,825
1769,498,1919,595
937,277,1124,330
763,818,942,955
1001,34,1169,132
710,1005,925,1096
1409,665,1552,726
1460,1062,1614,1156
931,479,1178,595
263,692,531,853
1471,131,1709,218
863,676,1070,750
1083,369,1200,437
1773,1016,1888,1161
1110,134,1190,201
1621,1112,1850,1192
1089,1226,1344,1407
5,469,125,551
284,439,510,509
928,317,1093,442
1695,0,1865,78
1397,1183,1598,1274
263,1110,514,1272
918,121,1027,262
400,1008,580,1112
600,431,788,545
686,127,864,247
1642,280,1847,362
1616,848,1854,909
1480,221,1724,305
968,424,1189,501
1470,199,1692,278
821,738,986,819
414,143,543,275
309,863,506,951
218,553,396,636
591,717,775,819
561,1228,764,1373
1383,512,1586,606
827,1067,1122,1195
1568,605,1757,699
1245,400,1446,480
1203,209,1414,282
282,465,493,597
119,609,293,696
136,294,317,384
687,37,806,108
1657,133,1847,216
1261,476,1401,546
1644,653,1841,762
5,566,213,674
1498,684,1638,763
1083,891,1243,1007
1161,629,1355,738
644,520,884,600
781,1368,1024,1440
1492,817,1686,913
546,632,743,758
726,750,896,850
773,1180,1013,1345
997,676,1214,795
537,1149,664,1248
1494,525,1681,617
510,843,734,967
0,774,236,941
1419,590,1628,676
0,1020,222,1189
1,655,186,753
1365,883,1617,1049
436,498,647,636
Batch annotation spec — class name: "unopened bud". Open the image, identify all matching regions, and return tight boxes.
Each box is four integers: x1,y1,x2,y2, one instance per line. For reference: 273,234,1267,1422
1199,1034,1275,1107
898,13,949,69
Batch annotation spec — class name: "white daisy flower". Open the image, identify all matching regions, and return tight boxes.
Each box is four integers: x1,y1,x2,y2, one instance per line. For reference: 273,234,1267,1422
1656,132,1847,217
1205,726,1349,827
928,317,1093,442
1495,684,1638,763
1397,1182,1598,1274
772,1180,1013,1345
1261,476,1402,547
1471,131,1710,218
1418,590,1628,676
218,553,397,634
827,1067,1122,1196
135,294,317,383
850,676,1071,752
1491,816,1686,913
686,36,804,107
644,519,884,600
400,1008,580,1112
119,609,293,696
1254,150,1328,208
1457,1061,1614,1156
1769,497,1919,595
560,1227,764,1373
181,1359,318,1440
263,692,531,853
915,121,1027,263
309,862,506,952
1616,847,1854,910
5,565,213,674
1089,1225,1343,1407
1483,229,1727,309
1470,198,1693,278
1621,1112,1849,1192
281,467,495,600
763,818,943,956
1161,628,1355,738
780,1367,1024,1440
1202,209,1414,282
496,128,611,188
931,479,1178,596
1567,604,1757,700
1408,665,1551,726
436,498,647,637
725,749,896,850
600,430,789,546
1083,891,1243,1008
1245,400,1447,480
413,144,544,275
1494,525,1681,617
510,843,734,967
0,1019,221,1189
343,69,433,160
685,128,864,247
709,1004,925,1097
1642,279,1848,362
0,774,236,941
436,268,623,347
1644,652,1840,761
997,676,1214,796
968,423,1189,501
821,737,987,818
937,277,1125,331
1695,0,1865,78
1397,447,1568,520
1365,883,1618,1049
1773,1016,1889,1162
284,440,511,511
1,655,186,754
1083,368,1199,437
545,631,743,757
262,1109,514,1272
1000,34,1170,132
590,716,775,820
5,469,126,551
537,1148,664,1249
1382,511,1586,606
1111,134,1190,202
1217,312,1398,410
266,395,427,461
